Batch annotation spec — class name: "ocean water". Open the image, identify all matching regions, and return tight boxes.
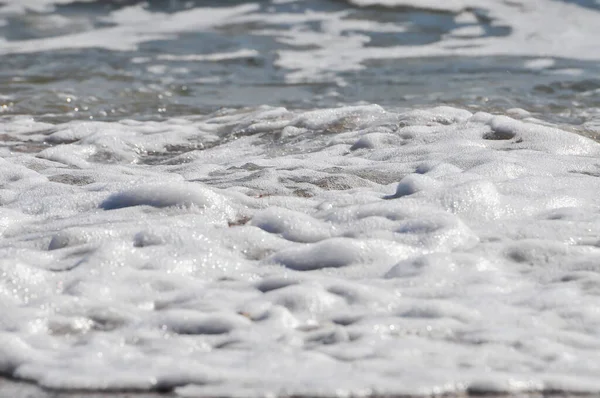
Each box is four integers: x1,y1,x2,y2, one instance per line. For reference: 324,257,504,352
2,0,600,396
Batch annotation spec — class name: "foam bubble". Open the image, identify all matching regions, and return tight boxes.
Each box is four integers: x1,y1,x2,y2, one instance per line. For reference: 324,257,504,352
100,182,233,216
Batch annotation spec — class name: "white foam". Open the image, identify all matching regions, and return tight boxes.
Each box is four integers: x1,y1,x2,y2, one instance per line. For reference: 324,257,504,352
0,0,95,13
155,49,260,63
2,105,600,395
273,0,600,83
0,3,259,54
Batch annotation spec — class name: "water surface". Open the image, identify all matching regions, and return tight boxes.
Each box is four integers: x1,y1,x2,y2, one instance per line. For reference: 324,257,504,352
1,0,599,132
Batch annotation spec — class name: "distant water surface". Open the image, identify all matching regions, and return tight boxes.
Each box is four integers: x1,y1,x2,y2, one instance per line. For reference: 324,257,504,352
0,0,599,133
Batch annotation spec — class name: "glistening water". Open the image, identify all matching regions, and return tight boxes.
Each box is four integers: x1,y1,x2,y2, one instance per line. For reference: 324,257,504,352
1,0,599,130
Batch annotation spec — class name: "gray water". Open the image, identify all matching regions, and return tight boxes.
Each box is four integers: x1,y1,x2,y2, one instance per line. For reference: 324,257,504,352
1,0,599,131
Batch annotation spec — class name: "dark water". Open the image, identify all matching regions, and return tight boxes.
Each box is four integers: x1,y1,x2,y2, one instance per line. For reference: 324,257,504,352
0,0,599,134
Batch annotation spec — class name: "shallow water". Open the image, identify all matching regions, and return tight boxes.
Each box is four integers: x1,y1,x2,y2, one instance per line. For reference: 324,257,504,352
2,1,600,397
1,0,600,130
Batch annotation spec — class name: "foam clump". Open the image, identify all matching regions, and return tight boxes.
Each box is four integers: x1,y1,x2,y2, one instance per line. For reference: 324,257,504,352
158,310,251,335
2,104,600,396
399,106,472,126
387,173,441,198
271,237,411,272
485,115,600,155
436,179,504,220
0,334,40,373
250,207,332,243
350,132,398,150
291,104,385,131
271,238,367,270
100,182,231,213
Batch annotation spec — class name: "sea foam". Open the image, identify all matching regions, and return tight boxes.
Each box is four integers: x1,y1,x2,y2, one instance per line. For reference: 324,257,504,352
2,105,600,396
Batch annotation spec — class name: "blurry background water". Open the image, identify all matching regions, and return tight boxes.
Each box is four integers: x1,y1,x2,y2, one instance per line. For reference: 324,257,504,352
0,0,599,133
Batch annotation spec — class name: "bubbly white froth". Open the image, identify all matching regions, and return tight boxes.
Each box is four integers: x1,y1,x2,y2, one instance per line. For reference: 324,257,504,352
1,105,600,395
